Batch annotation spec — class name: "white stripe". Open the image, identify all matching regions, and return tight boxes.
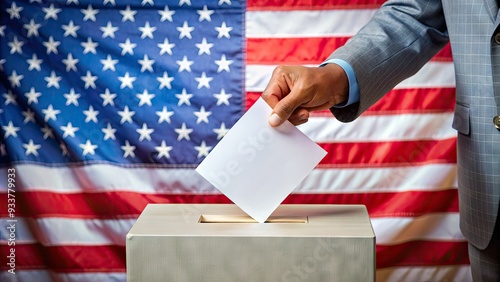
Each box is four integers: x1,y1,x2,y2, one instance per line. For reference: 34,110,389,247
376,265,472,282
0,270,126,282
245,62,456,92
371,213,465,245
1,163,457,194
299,113,455,142
298,164,457,193
246,9,377,38
1,213,463,246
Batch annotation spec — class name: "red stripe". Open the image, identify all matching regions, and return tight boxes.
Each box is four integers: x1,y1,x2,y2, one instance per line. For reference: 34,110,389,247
246,87,456,114
247,38,452,65
376,241,470,268
0,244,125,272
0,189,458,219
318,138,456,166
247,0,385,10
0,240,468,272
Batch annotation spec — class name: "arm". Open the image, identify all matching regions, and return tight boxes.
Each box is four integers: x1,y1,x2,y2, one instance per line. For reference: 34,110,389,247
262,0,449,126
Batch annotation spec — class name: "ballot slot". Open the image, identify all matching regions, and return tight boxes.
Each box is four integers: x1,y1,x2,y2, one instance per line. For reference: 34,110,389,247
198,215,308,223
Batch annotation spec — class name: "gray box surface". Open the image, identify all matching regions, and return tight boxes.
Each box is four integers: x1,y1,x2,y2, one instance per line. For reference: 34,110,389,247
126,204,375,282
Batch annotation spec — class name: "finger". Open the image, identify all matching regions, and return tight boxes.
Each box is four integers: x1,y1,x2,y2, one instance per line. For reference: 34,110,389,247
268,86,310,127
261,67,290,108
287,108,310,125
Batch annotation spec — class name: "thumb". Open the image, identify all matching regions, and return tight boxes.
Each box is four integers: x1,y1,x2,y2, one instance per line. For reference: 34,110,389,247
268,89,307,127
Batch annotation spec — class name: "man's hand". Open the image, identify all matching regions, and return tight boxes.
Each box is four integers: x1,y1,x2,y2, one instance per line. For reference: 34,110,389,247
261,64,349,127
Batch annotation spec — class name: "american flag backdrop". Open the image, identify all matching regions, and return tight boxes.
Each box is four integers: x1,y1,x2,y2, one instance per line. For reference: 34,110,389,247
0,0,469,281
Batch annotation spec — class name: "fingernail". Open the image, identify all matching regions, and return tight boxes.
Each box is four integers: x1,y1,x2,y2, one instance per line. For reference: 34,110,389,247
269,113,282,127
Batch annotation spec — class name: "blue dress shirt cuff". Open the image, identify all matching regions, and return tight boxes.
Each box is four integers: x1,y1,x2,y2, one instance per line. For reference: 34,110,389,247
321,59,360,108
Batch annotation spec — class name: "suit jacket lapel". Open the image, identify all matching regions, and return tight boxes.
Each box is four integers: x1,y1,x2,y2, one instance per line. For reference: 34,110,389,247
483,0,499,22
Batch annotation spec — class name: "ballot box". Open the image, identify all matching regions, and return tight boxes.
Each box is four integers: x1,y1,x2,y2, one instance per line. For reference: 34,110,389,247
126,204,375,282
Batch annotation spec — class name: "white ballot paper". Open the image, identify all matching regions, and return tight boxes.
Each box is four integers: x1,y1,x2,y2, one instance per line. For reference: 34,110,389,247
196,98,327,223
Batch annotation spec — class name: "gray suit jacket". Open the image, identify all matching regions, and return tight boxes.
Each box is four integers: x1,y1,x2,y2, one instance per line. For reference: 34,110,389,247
329,0,500,249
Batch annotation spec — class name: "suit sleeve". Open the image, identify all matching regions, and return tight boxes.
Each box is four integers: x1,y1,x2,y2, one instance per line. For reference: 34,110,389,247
329,0,449,122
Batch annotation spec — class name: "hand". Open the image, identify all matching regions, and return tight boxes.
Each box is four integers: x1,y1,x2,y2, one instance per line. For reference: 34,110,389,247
261,64,349,126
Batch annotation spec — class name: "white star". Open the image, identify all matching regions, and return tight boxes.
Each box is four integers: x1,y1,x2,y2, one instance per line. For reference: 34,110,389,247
215,21,232,38
194,72,213,89
157,72,174,89
83,105,99,123
81,37,98,54
81,71,98,89
0,26,5,37
197,5,214,22
175,88,193,106
103,0,115,5
136,123,154,141
213,89,232,105
177,21,194,39
215,54,233,73
194,141,212,158
7,2,23,19
43,4,61,20
27,54,43,71
118,72,136,89
3,91,17,105
120,6,137,22
25,87,41,104
67,0,79,5
23,140,41,156
41,125,55,140
194,106,212,124
43,36,60,54
196,38,213,55
8,36,24,54
218,0,232,5
157,38,175,55
62,21,80,37
213,123,229,140
102,123,117,140
176,55,193,72
118,106,135,124
80,140,98,156
101,55,118,71
2,121,20,138
119,38,136,55
45,71,62,89
139,21,156,39
21,113,35,128
62,53,79,72
59,142,69,156
64,88,80,106
155,141,173,159
8,71,23,88
179,0,191,6
100,88,116,106
136,90,155,106
61,122,79,138
175,123,193,141
138,54,155,72
121,140,136,158
81,5,99,22
156,106,174,123
100,21,118,38
159,6,175,22
42,104,61,121
142,0,154,5
24,19,41,37
0,59,5,71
